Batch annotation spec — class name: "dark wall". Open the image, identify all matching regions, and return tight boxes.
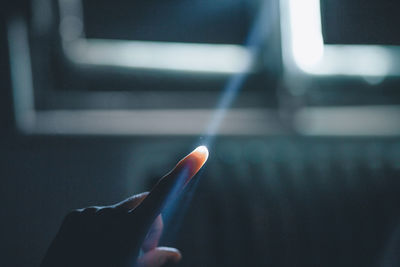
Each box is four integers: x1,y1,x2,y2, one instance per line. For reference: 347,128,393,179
2,136,400,267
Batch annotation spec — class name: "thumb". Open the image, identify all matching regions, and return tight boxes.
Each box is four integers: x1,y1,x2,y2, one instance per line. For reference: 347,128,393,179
136,247,182,267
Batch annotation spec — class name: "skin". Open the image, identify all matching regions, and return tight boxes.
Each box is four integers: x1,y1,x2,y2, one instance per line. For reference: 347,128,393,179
41,146,208,267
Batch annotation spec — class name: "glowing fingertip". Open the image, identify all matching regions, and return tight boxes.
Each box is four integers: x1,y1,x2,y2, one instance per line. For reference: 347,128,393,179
194,145,209,162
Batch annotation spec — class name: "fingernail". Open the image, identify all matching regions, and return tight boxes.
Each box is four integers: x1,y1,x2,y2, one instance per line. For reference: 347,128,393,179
176,146,209,184
187,145,209,169
192,145,209,163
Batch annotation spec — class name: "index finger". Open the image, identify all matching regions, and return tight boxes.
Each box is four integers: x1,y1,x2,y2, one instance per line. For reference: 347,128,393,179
133,146,209,224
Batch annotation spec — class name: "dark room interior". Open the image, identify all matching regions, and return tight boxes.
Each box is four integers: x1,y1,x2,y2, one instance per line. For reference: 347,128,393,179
1,0,400,266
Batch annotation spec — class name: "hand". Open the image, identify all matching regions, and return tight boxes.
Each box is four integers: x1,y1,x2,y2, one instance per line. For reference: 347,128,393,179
41,146,209,267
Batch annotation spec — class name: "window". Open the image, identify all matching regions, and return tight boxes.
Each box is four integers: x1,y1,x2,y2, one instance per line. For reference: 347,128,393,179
280,0,400,103
8,0,279,135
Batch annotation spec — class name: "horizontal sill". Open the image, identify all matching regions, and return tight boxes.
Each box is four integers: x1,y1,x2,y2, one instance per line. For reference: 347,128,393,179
22,108,285,136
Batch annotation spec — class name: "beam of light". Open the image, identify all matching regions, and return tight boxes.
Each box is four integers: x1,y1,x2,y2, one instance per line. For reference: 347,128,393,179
140,1,271,258
201,1,270,149
160,167,205,245
160,166,190,223
158,0,271,251
160,147,208,214
202,70,250,147
136,146,208,266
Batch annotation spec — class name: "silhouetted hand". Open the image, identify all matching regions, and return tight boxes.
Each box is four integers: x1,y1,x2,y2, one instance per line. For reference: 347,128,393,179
41,146,209,267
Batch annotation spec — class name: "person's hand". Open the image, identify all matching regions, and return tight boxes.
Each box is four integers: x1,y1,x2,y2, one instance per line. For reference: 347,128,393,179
41,146,209,267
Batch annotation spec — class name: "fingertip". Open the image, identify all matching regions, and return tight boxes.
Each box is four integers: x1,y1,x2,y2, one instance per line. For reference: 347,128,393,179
193,145,209,163
157,247,182,263
175,145,209,184
133,146,209,223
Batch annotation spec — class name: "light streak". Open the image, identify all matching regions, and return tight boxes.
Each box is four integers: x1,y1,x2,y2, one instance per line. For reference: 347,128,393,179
158,0,270,248
201,1,269,148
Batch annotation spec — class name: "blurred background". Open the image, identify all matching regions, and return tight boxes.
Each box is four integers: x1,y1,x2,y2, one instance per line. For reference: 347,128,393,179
1,0,400,266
